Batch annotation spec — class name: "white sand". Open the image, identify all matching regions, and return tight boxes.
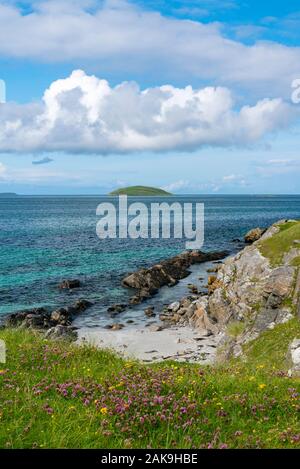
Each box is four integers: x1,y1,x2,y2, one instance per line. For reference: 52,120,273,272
77,325,221,363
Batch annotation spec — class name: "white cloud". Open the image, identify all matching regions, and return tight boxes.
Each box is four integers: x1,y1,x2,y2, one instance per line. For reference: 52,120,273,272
0,1,300,98
0,161,6,176
222,174,247,186
267,158,296,166
163,180,190,192
0,70,297,154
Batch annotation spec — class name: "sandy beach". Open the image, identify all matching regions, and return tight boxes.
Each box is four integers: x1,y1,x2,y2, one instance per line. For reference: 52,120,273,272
77,324,222,363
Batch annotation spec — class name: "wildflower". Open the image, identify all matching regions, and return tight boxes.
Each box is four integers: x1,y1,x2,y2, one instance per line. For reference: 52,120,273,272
249,376,255,381
258,384,266,390
100,407,108,415
219,443,228,449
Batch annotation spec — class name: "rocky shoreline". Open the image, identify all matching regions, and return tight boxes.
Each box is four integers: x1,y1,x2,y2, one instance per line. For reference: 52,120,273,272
121,249,228,304
3,219,300,368
1,248,228,341
156,220,300,365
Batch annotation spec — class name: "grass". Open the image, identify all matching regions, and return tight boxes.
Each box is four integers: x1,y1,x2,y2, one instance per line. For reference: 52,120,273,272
291,257,300,267
109,186,171,196
226,321,246,338
1,324,300,449
259,221,300,266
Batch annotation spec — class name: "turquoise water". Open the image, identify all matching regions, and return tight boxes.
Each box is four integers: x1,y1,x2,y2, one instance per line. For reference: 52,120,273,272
1,195,299,326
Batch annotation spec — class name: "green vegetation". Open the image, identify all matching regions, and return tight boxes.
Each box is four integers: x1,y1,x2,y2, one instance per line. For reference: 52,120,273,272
109,186,172,196
291,257,300,267
1,324,300,449
259,220,300,266
226,321,246,338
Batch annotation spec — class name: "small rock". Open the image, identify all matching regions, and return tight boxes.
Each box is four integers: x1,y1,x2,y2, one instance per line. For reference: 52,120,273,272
244,227,264,244
58,279,81,289
44,325,77,341
111,323,124,331
107,304,127,314
168,301,180,312
149,324,163,332
187,284,198,294
73,299,93,311
144,307,156,318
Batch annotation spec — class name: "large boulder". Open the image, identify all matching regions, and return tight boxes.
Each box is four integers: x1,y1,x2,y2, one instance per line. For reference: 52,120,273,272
244,227,265,244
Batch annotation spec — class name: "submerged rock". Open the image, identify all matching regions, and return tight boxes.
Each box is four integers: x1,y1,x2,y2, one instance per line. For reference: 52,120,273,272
144,307,156,318
58,279,81,289
107,304,127,316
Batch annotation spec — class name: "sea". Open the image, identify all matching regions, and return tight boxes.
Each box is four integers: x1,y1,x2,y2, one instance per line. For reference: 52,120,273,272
0,195,299,329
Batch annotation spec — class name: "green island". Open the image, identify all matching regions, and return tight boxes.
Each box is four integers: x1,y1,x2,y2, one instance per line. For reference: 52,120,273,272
109,185,172,196
1,220,300,449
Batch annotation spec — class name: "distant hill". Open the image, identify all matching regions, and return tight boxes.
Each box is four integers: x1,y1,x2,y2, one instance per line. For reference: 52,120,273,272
109,186,172,196
0,192,19,198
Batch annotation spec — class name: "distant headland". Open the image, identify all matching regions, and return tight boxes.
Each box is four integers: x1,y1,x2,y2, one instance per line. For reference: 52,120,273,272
0,192,19,198
109,185,172,196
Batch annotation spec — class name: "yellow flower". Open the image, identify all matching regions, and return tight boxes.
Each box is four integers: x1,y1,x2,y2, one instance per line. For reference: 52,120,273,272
108,386,115,391
249,376,255,381
100,407,108,415
258,384,266,390
125,362,134,368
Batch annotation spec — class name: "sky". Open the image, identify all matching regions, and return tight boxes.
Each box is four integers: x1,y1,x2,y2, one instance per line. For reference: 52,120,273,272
0,0,300,194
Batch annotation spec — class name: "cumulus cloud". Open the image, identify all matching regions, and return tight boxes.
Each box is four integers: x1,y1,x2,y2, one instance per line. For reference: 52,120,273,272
0,1,300,98
0,70,297,154
163,180,190,192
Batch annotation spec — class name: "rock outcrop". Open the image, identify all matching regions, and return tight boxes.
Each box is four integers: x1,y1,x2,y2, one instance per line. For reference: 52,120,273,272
122,250,228,304
4,298,93,340
163,220,300,359
244,227,265,244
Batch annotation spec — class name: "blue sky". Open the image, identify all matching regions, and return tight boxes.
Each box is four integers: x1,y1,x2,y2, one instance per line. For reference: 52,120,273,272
0,0,300,194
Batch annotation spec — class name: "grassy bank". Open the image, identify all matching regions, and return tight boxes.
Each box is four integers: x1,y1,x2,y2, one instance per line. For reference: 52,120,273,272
1,322,300,449
259,220,300,266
